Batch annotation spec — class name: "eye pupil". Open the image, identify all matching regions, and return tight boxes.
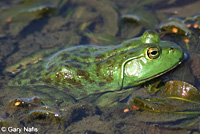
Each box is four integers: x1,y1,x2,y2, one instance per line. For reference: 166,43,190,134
151,51,157,55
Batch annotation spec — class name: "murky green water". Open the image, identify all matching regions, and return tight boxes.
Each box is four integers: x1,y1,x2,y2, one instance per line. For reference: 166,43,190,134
0,0,200,133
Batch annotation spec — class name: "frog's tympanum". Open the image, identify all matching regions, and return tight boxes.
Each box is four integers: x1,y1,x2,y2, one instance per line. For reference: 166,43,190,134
8,31,184,107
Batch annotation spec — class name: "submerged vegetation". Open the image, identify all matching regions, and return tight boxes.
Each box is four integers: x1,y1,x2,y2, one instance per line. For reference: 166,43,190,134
0,0,200,133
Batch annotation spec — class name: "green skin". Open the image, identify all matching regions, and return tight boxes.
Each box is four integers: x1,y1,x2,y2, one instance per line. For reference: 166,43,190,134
8,31,184,107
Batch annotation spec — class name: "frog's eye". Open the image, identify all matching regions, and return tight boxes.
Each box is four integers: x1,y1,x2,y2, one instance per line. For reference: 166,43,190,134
147,47,159,59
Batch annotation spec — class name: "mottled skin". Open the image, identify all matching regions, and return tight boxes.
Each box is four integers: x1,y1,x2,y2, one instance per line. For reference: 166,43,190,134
8,31,184,106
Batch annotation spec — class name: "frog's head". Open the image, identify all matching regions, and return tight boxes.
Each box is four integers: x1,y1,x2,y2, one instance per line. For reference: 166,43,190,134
122,30,184,87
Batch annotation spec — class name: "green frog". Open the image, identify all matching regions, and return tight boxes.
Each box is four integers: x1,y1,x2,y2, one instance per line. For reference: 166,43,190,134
7,30,184,108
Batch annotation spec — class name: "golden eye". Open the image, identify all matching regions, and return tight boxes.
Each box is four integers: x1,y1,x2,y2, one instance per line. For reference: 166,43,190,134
147,47,159,59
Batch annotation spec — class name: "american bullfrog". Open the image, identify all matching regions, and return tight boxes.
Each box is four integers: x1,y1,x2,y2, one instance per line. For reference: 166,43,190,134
7,30,184,108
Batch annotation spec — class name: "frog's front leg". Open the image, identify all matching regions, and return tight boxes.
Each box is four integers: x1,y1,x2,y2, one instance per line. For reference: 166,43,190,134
143,77,165,94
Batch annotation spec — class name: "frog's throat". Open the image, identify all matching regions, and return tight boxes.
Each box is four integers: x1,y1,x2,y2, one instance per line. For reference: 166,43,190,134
138,61,182,84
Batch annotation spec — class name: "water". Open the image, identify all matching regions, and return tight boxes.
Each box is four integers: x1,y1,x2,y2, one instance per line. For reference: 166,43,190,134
0,0,200,133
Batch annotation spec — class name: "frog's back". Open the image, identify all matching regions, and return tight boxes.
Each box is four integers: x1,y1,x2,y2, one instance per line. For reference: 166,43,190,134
8,44,130,99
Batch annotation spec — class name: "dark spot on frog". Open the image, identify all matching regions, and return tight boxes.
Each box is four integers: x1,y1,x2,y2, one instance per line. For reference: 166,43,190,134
80,92,88,97
118,64,122,69
74,53,80,56
53,81,61,87
45,72,50,76
16,64,23,70
88,79,95,83
30,79,37,84
76,84,83,89
126,43,132,47
79,49,88,54
72,58,79,62
99,82,106,87
71,63,82,68
97,64,101,70
44,77,51,83
113,47,118,51
77,70,90,77
24,71,30,79
121,51,126,54
95,54,106,61
82,56,90,59
35,66,43,72
105,60,111,64
106,76,114,83
61,53,70,57
17,80,22,85
84,48,89,51
61,56,66,61
96,64,101,77
96,63,100,67
99,54,106,58
66,78,81,86
62,87,70,93
46,64,54,71
64,65,70,68
129,51,135,55
95,90,101,93
61,53,70,60
35,73,42,78
77,70,93,83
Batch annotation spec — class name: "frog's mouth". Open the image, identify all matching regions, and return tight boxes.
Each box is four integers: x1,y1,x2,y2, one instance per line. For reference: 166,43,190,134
139,56,184,84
